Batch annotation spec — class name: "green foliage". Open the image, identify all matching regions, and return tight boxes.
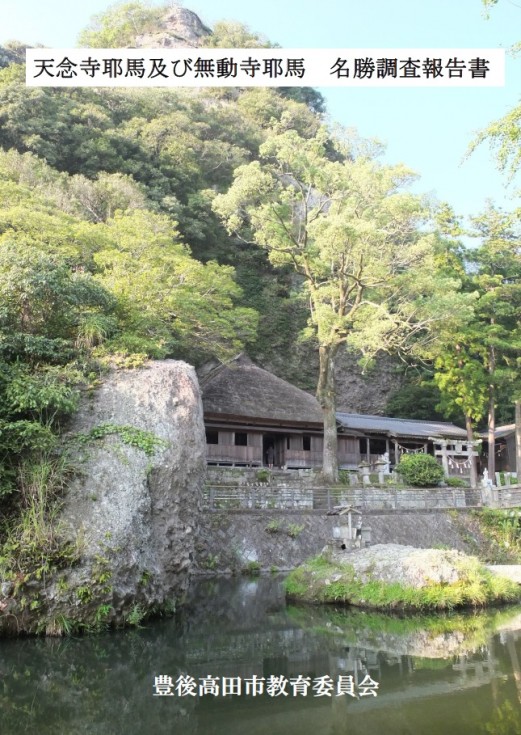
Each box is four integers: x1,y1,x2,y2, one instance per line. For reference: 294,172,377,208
265,519,281,533
256,468,270,482
337,470,351,485
125,604,146,628
94,604,113,625
74,423,168,456
203,554,219,570
243,561,261,575
446,476,468,487
0,452,82,588
77,1,165,48
479,508,521,555
213,125,466,480
76,585,93,604
286,523,305,538
386,378,460,422
395,453,445,487
285,553,520,610
138,569,152,587
205,20,272,49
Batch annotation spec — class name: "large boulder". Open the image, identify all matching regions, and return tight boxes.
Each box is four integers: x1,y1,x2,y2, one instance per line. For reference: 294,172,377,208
1,360,206,634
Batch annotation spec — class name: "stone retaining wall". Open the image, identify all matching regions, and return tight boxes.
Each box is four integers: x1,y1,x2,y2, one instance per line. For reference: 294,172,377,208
194,509,479,575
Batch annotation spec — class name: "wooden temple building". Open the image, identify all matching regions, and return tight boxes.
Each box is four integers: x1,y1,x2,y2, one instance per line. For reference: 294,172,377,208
200,355,472,473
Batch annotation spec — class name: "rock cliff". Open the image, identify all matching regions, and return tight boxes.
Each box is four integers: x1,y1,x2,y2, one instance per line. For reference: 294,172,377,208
135,6,211,48
1,360,206,634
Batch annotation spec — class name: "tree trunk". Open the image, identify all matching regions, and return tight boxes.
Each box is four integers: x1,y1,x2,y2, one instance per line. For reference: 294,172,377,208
316,344,338,484
488,345,496,480
516,400,521,483
465,414,477,489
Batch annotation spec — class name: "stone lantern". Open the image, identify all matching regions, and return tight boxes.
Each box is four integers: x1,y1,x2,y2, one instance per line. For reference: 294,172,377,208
358,461,371,485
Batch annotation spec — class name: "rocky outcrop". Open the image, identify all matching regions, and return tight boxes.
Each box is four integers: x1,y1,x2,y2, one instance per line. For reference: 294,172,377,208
334,352,405,415
261,347,405,416
1,360,206,634
0,42,28,68
135,6,211,48
286,543,521,610
330,544,472,588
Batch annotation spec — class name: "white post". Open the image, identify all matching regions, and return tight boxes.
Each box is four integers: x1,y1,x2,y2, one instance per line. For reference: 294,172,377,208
440,440,449,477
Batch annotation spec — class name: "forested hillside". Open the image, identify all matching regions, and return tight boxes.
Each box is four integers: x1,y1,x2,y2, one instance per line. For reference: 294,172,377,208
0,1,519,492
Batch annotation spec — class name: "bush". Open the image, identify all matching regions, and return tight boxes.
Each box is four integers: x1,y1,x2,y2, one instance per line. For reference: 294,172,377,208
395,454,444,487
446,476,468,488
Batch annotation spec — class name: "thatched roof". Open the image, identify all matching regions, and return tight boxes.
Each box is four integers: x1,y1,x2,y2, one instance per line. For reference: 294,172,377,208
200,355,323,426
200,356,468,440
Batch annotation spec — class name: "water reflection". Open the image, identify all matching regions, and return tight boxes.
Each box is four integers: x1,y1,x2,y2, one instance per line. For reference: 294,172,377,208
2,576,521,734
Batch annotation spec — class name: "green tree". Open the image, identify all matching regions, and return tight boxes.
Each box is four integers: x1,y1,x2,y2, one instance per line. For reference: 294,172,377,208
469,204,521,478
472,2,521,478
205,20,273,48
94,210,258,362
214,128,452,481
0,242,116,494
77,1,164,47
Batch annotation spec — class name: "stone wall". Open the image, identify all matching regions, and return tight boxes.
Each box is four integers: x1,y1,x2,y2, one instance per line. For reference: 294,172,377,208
194,509,481,575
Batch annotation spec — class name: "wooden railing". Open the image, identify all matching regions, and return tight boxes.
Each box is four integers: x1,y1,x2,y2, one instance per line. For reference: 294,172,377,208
206,444,263,465
284,450,322,467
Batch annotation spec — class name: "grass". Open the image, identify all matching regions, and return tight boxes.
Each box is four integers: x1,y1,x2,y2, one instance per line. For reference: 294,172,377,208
242,561,261,575
465,507,521,563
0,452,82,589
286,523,305,538
284,552,521,611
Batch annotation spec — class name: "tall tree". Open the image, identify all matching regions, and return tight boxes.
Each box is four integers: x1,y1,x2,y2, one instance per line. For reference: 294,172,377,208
426,209,487,487
469,204,521,478
214,128,453,481
468,7,521,478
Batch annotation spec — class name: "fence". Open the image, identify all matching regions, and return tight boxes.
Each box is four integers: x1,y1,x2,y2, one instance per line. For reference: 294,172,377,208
203,485,484,512
493,484,521,508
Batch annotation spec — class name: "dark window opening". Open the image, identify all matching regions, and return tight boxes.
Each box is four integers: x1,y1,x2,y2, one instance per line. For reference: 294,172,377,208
287,437,290,449
370,438,388,454
303,435,311,451
206,430,218,445
359,438,367,454
234,432,248,446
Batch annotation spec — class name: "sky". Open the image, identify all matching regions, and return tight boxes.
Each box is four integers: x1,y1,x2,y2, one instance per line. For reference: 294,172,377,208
2,0,521,229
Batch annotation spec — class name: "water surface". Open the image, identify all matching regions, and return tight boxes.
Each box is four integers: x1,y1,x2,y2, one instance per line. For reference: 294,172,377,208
2,576,521,735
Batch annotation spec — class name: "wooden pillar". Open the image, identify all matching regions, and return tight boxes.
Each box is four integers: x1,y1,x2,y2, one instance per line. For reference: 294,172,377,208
366,436,371,462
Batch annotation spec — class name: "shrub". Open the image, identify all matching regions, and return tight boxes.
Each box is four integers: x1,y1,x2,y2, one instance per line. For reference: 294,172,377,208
395,453,444,487
243,561,261,575
446,476,468,488
287,523,305,538
265,519,281,533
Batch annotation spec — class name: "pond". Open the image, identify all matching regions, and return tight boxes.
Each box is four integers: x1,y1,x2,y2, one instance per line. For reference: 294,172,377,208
2,575,521,734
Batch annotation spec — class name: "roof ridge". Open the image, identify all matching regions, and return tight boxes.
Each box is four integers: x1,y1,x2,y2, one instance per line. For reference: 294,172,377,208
336,412,459,427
